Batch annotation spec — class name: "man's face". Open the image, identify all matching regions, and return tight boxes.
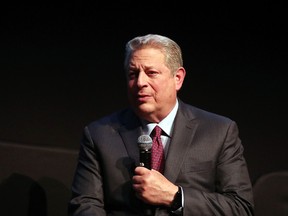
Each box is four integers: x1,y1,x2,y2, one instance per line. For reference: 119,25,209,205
126,48,183,122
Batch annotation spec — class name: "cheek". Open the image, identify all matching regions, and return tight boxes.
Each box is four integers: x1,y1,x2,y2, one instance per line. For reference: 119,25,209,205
165,85,178,100
127,80,135,91
161,81,175,93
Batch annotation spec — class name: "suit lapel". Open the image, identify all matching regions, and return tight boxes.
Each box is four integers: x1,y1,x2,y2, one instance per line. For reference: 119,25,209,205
164,102,198,183
118,110,143,171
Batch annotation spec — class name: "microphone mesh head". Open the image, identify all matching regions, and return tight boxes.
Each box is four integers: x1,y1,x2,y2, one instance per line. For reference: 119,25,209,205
138,135,153,150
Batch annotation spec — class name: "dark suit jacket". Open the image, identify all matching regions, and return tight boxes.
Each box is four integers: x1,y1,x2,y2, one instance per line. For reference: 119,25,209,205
68,99,254,216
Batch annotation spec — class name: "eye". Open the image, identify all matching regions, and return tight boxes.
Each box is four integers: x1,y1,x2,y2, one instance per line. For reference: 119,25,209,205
147,70,158,77
128,70,138,80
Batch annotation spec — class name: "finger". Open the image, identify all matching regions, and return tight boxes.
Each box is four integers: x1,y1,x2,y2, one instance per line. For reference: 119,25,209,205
134,166,150,175
132,175,143,184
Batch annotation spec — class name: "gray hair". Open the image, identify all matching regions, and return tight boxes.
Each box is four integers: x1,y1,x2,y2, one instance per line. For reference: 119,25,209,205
124,34,183,75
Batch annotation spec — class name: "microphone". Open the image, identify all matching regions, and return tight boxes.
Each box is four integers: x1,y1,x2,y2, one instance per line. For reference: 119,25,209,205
137,135,154,216
138,135,153,169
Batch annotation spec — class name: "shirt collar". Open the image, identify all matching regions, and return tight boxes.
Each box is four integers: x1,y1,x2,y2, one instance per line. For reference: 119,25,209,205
141,99,179,137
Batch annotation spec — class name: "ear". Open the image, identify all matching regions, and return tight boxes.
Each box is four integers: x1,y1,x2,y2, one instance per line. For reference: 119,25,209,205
175,67,186,91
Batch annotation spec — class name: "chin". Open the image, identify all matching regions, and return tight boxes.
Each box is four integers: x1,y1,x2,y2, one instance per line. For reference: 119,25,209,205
134,103,154,117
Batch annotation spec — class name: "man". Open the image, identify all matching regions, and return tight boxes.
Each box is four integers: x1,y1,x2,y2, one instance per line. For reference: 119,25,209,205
68,34,254,215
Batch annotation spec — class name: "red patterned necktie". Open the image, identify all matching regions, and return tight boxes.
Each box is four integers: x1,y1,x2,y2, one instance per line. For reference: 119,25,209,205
151,125,165,173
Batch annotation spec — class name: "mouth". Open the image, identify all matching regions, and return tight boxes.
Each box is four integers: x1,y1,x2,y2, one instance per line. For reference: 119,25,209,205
136,94,151,103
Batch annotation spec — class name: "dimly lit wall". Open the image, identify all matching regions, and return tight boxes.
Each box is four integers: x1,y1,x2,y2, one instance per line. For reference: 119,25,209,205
1,2,287,183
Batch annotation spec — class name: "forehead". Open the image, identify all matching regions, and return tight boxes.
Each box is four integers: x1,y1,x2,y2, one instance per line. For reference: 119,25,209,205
129,48,165,64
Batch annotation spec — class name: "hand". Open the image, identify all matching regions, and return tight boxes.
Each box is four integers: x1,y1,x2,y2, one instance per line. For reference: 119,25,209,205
132,166,178,206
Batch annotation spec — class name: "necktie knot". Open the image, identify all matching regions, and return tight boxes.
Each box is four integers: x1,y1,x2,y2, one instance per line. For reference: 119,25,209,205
151,125,162,138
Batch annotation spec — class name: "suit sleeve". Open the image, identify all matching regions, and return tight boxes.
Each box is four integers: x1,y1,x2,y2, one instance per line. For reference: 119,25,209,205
182,121,254,216
68,126,107,216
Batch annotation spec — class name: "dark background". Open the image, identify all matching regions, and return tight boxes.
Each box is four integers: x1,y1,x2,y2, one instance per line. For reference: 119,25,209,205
1,1,287,183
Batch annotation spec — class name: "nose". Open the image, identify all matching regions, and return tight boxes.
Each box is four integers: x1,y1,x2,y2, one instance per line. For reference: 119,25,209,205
137,71,148,87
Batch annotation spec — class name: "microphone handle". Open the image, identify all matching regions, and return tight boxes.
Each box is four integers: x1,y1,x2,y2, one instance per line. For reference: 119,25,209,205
139,150,153,215
139,150,151,169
